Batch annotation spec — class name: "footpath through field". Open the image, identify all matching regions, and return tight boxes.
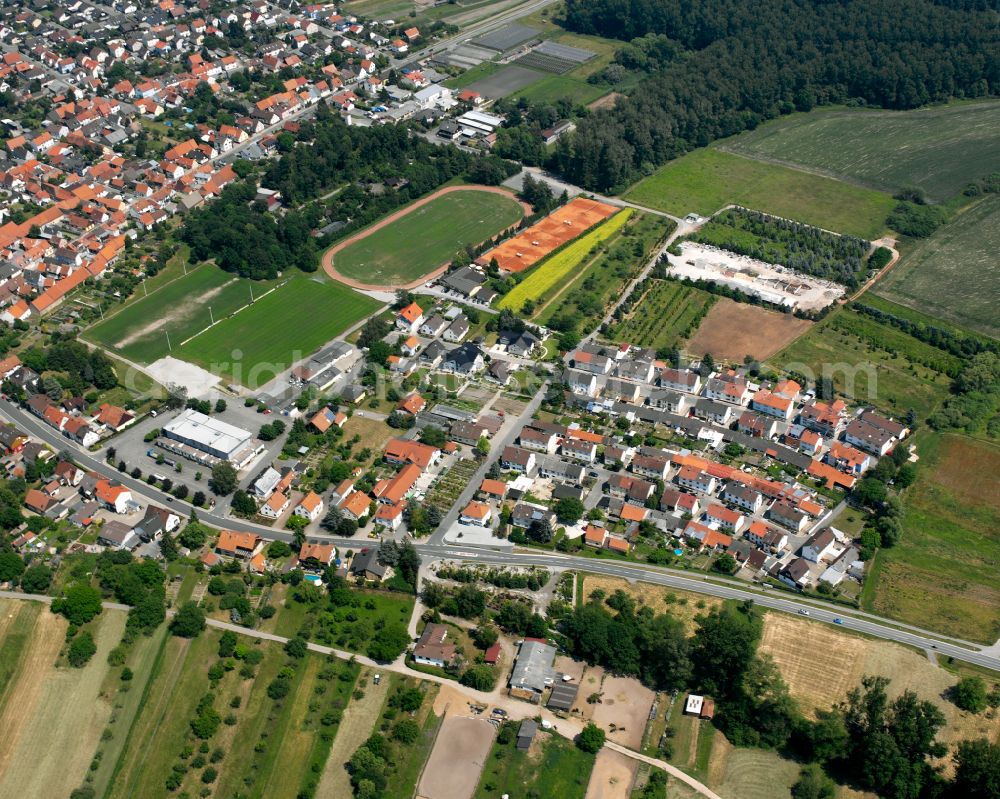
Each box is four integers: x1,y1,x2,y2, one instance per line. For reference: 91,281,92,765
321,185,531,290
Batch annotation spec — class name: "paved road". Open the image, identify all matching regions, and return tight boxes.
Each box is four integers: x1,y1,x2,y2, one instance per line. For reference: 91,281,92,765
3,398,999,673
415,545,1000,672
427,379,549,544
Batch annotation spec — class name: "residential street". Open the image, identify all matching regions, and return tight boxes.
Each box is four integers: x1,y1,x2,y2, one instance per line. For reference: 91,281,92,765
2,397,999,674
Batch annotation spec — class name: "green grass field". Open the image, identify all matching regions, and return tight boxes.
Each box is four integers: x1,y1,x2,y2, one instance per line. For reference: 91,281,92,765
874,194,1000,340
474,729,595,798
513,74,608,106
772,307,956,419
332,190,524,285
176,276,380,387
0,602,40,699
863,432,1000,643
84,264,280,364
608,281,716,352
624,149,895,239
720,101,1000,201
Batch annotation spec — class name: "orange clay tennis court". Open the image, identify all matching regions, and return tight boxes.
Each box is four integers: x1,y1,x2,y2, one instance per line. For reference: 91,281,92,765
477,197,617,272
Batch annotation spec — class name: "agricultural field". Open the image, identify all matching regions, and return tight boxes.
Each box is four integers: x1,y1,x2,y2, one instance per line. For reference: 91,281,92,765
175,276,380,387
708,741,801,799
0,603,125,799
863,432,1000,643
534,212,672,327
873,193,1000,340
328,188,525,286
624,148,895,240
106,626,360,799
720,101,1000,201
685,300,813,362
84,264,280,365
473,728,595,799
772,306,957,419
607,281,716,354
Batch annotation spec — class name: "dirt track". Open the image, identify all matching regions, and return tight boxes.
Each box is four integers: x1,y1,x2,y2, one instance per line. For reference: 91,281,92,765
321,185,531,290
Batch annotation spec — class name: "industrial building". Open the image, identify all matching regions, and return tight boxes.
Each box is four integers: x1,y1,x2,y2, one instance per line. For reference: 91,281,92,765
161,410,257,467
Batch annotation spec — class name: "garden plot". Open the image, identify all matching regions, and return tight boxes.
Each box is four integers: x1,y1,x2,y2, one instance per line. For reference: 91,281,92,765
666,242,844,311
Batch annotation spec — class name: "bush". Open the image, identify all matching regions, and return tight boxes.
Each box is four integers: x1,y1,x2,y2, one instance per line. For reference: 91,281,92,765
460,665,497,692
577,722,605,753
268,676,291,700
952,676,989,714
67,631,97,667
392,718,421,744
170,602,206,638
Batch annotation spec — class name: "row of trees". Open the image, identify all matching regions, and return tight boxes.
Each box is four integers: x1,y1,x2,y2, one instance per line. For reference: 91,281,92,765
543,0,1000,191
851,302,999,360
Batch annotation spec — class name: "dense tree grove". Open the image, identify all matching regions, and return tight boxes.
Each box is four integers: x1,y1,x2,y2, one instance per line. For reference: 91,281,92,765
546,0,1000,191
181,180,319,279
182,106,516,280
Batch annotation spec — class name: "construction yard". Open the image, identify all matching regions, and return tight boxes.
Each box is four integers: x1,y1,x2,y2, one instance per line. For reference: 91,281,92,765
666,242,845,311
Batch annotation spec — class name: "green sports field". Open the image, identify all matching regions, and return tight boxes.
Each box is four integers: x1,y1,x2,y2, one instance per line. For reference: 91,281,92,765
331,190,524,285
720,101,1000,202
624,148,895,239
874,194,1000,340
84,265,281,365
175,276,379,386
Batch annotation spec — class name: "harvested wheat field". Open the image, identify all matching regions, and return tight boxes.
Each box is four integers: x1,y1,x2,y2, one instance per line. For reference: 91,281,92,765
758,614,867,718
759,613,1000,774
418,715,496,799
585,748,638,799
0,608,125,799
581,575,721,634
860,644,1000,772
685,299,813,362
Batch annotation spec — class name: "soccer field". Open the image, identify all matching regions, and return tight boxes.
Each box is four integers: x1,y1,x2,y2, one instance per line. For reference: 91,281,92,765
177,275,380,387
624,148,895,239
328,188,525,286
84,265,279,365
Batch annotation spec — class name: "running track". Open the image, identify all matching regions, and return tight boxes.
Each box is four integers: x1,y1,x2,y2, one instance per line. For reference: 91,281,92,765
321,184,532,290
